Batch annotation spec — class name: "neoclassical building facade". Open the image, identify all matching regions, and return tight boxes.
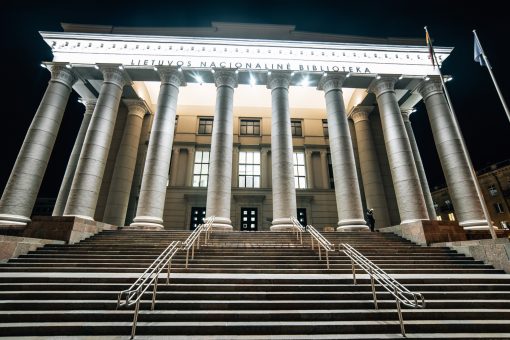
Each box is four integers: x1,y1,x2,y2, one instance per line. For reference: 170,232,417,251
0,22,488,231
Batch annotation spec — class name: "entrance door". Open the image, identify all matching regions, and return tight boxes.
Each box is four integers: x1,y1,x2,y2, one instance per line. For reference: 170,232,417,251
240,208,258,231
190,207,206,230
297,208,307,226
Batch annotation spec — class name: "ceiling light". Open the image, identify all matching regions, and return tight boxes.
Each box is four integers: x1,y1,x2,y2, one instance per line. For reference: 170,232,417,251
94,65,99,70
376,75,381,80
40,63,46,68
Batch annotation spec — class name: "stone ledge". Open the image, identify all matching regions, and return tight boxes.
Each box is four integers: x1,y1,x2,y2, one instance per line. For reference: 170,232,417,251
0,235,64,263
432,238,510,274
379,220,466,246
22,216,117,244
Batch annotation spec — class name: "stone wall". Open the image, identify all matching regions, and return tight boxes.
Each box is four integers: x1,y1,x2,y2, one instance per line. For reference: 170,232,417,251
379,220,466,246
0,235,64,262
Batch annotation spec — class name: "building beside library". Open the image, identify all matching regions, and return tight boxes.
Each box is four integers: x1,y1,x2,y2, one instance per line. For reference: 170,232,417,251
0,22,492,232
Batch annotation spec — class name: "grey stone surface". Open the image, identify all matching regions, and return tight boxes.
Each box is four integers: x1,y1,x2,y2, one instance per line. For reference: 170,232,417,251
0,234,64,262
205,70,237,231
417,79,486,228
53,99,95,216
350,108,391,229
125,113,154,225
131,68,184,229
103,101,147,227
318,75,367,231
64,67,128,220
369,78,428,224
0,64,77,225
268,72,297,231
401,110,435,219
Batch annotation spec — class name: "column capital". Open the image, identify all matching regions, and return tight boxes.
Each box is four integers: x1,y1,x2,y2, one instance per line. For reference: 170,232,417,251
416,78,443,100
317,73,347,93
349,106,373,123
213,69,238,88
401,109,414,122
47,64,78,89
157,67,186,87
100,66,130,88
368,77,398,97
123,99,148,119
267,71,291,90
79,99,97,115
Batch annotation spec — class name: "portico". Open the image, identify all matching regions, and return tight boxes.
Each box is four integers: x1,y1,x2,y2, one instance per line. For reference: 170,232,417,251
0,22,489,232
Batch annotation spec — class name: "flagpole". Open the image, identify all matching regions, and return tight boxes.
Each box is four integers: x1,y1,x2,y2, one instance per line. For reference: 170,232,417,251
425,26,497,239
473,29,510,124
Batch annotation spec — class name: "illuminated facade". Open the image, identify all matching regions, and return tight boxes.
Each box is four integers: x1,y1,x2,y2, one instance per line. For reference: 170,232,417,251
0,22,490,231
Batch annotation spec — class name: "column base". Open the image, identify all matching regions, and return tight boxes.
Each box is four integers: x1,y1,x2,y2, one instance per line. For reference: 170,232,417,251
0,214,31,225
270,217,295,231
208,216,233,232
460,219,492,229
336,218,368,232
130,216,164,230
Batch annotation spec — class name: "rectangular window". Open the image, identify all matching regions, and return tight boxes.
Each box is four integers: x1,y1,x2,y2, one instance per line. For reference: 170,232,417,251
291,120,302,137
192,150,210,187
322,120,329,137
488,184,498,197
448,212,455,221
327,152,334,189
293,151,307,189
436,215,442,221
494,202,505,214
240,119,260,135
198,117,213,134
239,151,261,188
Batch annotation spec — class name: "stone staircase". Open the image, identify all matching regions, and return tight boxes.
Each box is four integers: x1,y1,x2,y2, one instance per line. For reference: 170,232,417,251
0,229,509,338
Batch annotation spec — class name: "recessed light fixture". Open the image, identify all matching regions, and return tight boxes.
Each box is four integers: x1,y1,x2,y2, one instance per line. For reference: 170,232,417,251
40,63,46,68
94,65,99,70
376,75,381,80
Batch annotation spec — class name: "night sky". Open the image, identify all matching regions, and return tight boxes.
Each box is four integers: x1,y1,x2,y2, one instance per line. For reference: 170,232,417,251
1,0,509,198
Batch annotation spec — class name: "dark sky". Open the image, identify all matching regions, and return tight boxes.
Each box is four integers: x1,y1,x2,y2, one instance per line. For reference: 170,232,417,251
1,0,509,197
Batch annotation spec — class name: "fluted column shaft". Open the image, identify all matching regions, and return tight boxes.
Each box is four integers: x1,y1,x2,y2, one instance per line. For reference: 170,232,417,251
131,68,184,229
320,151,330,189
417,79,485,227
126,113,154,224
268,72,297,230
350,109,391,229
0,65,77,224
319,75,368,231
53,99,95,216
103,101,147,227
370,78,428,223
402,111,435,219
64,67,127,220
205,70,237,231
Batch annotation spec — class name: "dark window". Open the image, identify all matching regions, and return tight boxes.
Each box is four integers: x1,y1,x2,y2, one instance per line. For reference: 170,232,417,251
240,119,260,135
322,120,328,137
297,208,307,226
291,120,302,137
240,207,258,231
198,117,213,134
494,202,505,214
327,153,334,189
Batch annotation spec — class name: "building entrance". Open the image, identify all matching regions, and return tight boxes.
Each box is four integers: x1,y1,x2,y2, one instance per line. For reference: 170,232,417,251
189,207,206,230
240,207,258,231
297,208,307,226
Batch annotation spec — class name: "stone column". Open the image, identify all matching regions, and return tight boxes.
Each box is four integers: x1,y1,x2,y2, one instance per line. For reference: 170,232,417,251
205,70,237,231
261,148,269,188
369,78,428,223
305,150,314,189
0,64,77,224
63,67,128,220
268,72,297,230
401,110,436,219
232,146,239,188
126,113,153,225
169,147,180,186
350,108,391,229
320,151,330,189
318,75,368,231
185,147,195,186
103,100,147,227
131,68,184,229
52,99,95,216
417,79,486,228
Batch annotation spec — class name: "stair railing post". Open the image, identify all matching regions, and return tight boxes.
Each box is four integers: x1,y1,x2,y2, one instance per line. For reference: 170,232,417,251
395,287,406,336
370,267,378,309
351,258,357,285
166,260,172,285
185,249,189,269
318,245,322,260
131,300,140,339
151,277,158,311
326,249,330,269
191,241,195,259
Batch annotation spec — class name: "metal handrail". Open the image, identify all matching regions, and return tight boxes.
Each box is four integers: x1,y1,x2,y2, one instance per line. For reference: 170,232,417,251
289,216,304,244
340,243,426,336
182,216,215,269
291,217,334,269
116,240,181,339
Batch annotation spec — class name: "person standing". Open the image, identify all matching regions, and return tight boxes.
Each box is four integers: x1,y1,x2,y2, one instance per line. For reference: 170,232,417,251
365,208,375,232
